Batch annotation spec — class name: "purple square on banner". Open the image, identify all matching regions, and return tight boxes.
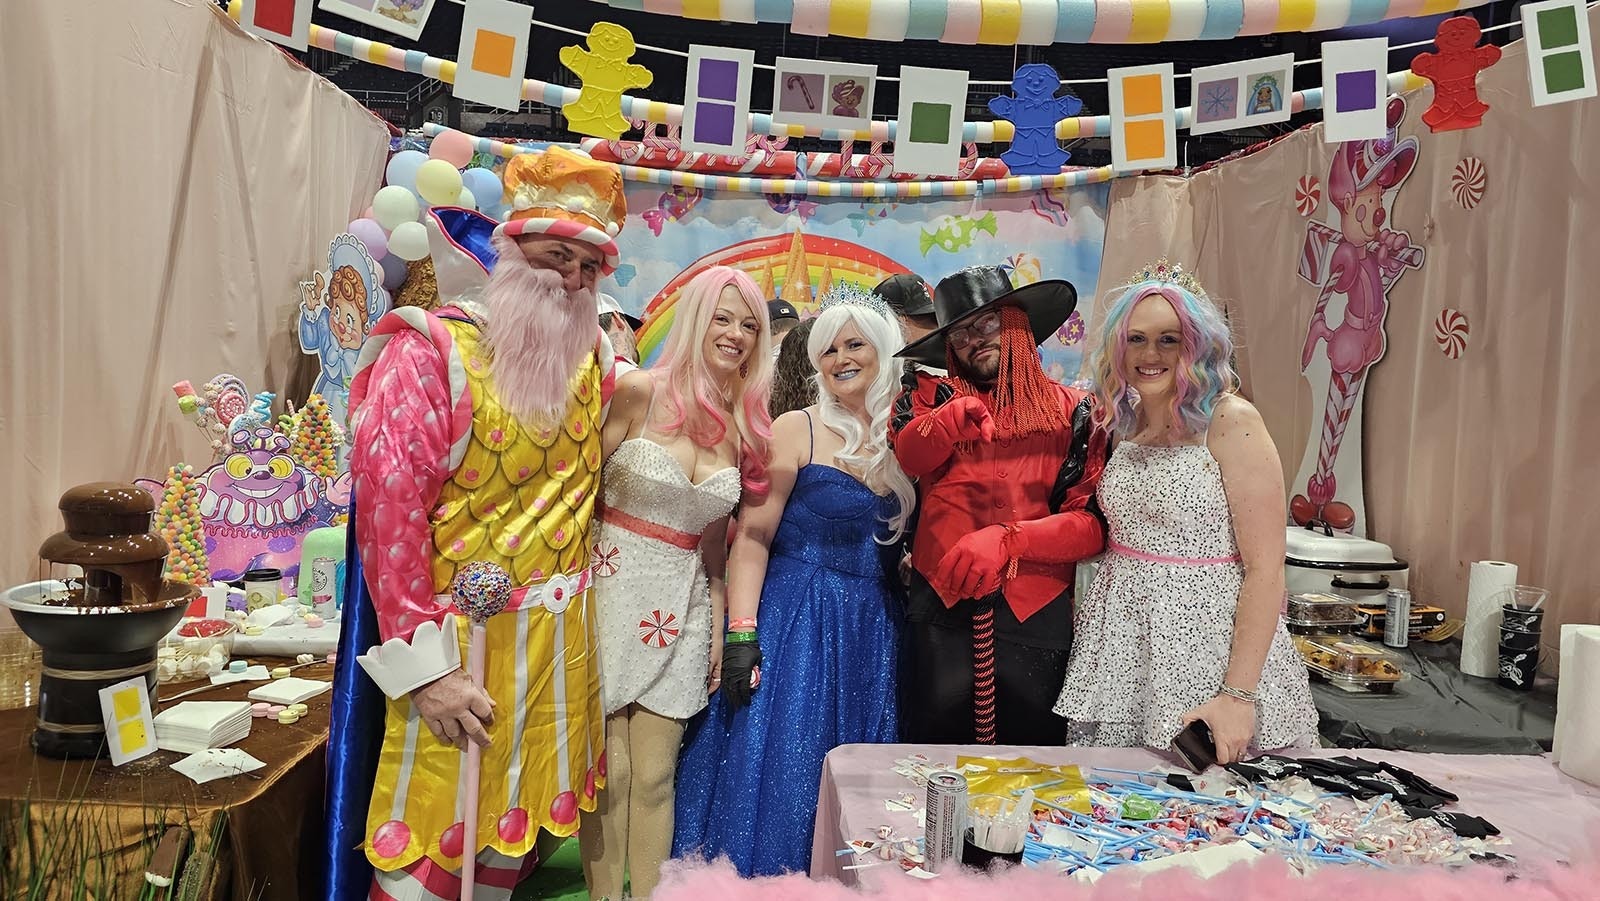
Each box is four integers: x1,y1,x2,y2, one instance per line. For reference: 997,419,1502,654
1334,70,1377,113
698,59,740,103
693,103,736,147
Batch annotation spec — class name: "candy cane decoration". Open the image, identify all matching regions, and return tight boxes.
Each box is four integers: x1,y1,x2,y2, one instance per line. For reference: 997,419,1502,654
956,142,981,179
785,74,815,111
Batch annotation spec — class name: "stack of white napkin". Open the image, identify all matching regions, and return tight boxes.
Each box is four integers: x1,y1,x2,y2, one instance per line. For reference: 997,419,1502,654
153,701,253,754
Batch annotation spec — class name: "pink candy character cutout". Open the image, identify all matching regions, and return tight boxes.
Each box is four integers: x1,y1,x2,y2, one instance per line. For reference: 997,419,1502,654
1292,97,1425,534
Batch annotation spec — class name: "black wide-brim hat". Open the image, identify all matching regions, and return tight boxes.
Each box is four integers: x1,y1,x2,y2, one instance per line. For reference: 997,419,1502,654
896,266,1077,368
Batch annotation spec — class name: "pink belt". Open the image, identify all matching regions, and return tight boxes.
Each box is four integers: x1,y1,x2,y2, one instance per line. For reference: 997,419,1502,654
599,503,701,551
1109,541,1241,566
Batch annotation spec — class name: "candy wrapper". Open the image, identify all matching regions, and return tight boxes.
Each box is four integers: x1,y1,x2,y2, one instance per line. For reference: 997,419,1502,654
957,755,1093,816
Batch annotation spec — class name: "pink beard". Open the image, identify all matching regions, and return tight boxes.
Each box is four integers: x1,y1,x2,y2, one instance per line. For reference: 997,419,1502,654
484,233,596,424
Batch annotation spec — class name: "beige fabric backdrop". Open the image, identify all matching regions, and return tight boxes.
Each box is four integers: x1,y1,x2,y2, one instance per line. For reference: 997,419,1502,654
1097,12,1600,669
0,0,389,591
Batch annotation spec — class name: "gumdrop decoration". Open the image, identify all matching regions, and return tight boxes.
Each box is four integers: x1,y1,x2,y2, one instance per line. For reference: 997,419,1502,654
155,464,212,586
558,23,653,140
1410,16,1502,133
987,63,1082,175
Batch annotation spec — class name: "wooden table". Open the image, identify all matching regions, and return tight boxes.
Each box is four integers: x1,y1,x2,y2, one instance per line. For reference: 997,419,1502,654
0,660,333,899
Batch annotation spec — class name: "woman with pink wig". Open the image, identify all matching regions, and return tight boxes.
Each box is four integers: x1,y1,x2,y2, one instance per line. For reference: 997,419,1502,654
580,266,773,899
1053,261,1315,764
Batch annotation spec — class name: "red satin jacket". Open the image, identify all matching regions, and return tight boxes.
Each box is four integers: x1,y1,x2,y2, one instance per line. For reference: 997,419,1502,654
894,378,1108,622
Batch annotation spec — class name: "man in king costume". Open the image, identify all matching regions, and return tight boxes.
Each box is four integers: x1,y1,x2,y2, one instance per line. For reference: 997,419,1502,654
325,146,625,900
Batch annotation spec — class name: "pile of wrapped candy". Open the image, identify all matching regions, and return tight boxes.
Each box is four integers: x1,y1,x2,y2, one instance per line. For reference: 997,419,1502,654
1022,758,1507,878
156,463,212,586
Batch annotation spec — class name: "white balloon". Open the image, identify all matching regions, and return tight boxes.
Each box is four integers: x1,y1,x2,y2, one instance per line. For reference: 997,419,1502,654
388,221,430,261
372,185,420,232
457,187,477,210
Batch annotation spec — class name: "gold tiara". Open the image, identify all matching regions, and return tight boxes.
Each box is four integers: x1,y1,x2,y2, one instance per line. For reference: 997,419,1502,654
1129,259,1206,296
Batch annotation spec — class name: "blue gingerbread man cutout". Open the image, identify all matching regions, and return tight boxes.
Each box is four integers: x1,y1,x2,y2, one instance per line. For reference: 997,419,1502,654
989,63,1082,175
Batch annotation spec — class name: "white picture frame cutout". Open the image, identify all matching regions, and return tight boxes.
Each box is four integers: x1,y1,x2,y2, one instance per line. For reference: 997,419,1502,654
317,0,441,42
1187,54,1296,136
682,46,757,155
772,58,878,133
894,66,969,177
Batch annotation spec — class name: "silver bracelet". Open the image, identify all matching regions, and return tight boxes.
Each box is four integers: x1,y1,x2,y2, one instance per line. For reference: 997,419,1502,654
1219,683,1260,704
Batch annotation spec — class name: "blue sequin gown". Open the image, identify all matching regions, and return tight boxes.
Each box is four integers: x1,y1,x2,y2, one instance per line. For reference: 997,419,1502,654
672,464,900,876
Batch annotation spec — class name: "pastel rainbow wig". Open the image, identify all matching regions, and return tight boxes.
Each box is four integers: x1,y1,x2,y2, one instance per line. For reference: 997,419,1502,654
650,266,775,496
1090,279,1238,440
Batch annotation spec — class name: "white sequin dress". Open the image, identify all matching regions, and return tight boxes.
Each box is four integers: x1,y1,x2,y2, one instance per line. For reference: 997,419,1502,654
1054,441,1318,751
592,438,740,719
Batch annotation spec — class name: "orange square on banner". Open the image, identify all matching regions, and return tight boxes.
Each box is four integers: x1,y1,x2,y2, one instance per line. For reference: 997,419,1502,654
1123,119,1167,162
472,29,516,77
1121,74,1164,117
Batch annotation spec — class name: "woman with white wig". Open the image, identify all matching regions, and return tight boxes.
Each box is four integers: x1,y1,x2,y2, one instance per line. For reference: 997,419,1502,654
673,293,914,876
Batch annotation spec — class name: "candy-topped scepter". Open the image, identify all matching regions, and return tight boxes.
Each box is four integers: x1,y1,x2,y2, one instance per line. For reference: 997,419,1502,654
451,561,513,900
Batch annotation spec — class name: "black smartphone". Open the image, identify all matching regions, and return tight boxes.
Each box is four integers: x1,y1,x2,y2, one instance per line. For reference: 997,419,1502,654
1171,719,1217,773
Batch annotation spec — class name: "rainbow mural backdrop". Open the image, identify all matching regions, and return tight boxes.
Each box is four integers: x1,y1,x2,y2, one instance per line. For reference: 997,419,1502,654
603,183,1111,380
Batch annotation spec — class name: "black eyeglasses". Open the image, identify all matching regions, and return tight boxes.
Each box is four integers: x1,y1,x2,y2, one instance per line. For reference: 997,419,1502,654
948,312,1002,350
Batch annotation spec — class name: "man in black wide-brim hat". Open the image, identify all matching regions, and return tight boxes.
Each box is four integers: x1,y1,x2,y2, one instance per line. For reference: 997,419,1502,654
891,266,1108,745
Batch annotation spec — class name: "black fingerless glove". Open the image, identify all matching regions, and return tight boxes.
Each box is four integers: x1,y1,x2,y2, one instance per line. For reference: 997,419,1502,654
720,636,762,713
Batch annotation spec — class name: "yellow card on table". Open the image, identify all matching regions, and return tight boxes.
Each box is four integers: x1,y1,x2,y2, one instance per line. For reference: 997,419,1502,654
956,755,1093,815
98,676,158,766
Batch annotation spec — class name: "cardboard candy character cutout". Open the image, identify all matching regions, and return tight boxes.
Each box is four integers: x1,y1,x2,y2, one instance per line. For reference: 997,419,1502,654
1293,96,1426,535
142,380,352,580
298,234,392,437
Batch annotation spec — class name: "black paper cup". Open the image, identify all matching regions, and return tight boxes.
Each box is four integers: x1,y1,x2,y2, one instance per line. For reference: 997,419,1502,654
962,832,1024,870
1499,625,1541,650
1497,643,1538,691
1501,604,1546,633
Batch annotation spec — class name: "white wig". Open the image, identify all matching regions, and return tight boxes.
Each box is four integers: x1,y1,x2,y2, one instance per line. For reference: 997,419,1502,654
806,303,917,541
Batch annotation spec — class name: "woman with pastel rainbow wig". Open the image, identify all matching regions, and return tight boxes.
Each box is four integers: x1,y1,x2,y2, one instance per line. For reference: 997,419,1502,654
581,266,772,899
1053,261,1315,763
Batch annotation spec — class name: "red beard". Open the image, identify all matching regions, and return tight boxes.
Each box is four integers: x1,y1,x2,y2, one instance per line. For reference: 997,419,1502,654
483,233,596,425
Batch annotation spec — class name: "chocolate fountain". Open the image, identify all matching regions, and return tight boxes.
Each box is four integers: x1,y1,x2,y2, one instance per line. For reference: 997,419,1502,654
2,483,195,758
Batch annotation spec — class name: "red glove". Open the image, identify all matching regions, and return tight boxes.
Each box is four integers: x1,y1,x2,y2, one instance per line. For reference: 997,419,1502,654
924,396,995,445
933,524,1011,603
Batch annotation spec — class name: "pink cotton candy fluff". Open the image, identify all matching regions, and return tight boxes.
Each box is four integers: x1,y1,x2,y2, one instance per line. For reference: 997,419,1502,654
654,827,1600,901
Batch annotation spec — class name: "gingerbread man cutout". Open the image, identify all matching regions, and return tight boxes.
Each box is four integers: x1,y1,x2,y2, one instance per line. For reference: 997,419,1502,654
558,22,654,140
1411,16,1501,133
988,63,1083,175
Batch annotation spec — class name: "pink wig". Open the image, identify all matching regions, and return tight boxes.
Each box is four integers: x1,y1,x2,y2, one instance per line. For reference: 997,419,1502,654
649,266,774,497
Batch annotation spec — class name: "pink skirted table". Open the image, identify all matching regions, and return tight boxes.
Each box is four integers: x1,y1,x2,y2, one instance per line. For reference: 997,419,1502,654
810,744,1600,889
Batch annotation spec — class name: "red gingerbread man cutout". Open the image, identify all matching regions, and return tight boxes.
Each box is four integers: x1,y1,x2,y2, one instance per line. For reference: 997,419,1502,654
1412,16,1502,132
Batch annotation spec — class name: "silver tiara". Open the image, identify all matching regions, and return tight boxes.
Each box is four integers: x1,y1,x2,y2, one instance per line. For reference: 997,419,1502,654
817,283,893,318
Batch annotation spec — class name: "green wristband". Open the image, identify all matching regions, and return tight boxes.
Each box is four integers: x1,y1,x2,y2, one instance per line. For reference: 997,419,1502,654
725,630,758,643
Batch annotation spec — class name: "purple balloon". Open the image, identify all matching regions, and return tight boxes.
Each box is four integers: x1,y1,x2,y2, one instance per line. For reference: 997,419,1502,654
348,218,388,260
380,252,409,291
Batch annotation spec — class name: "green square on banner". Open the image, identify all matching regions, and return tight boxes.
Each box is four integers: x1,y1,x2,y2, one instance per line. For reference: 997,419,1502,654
908,102,951,144
1537,5,1580,48
1543,50,1587,93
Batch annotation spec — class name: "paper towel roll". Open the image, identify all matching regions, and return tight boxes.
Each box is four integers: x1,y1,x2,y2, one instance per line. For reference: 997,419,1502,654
1555,625,1600,786
1461,560,1516,678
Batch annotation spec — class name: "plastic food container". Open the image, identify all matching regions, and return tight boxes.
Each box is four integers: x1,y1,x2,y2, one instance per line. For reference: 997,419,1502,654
1293,634,1404,686
1284,592,1363,634
158,618,238,682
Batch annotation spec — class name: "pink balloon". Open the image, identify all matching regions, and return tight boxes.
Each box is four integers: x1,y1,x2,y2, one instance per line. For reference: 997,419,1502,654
363,206,374,220
348,218,388,260
429,129,475,169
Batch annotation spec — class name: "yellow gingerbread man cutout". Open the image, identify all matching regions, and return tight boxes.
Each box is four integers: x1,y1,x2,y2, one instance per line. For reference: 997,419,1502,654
559,23,653,140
